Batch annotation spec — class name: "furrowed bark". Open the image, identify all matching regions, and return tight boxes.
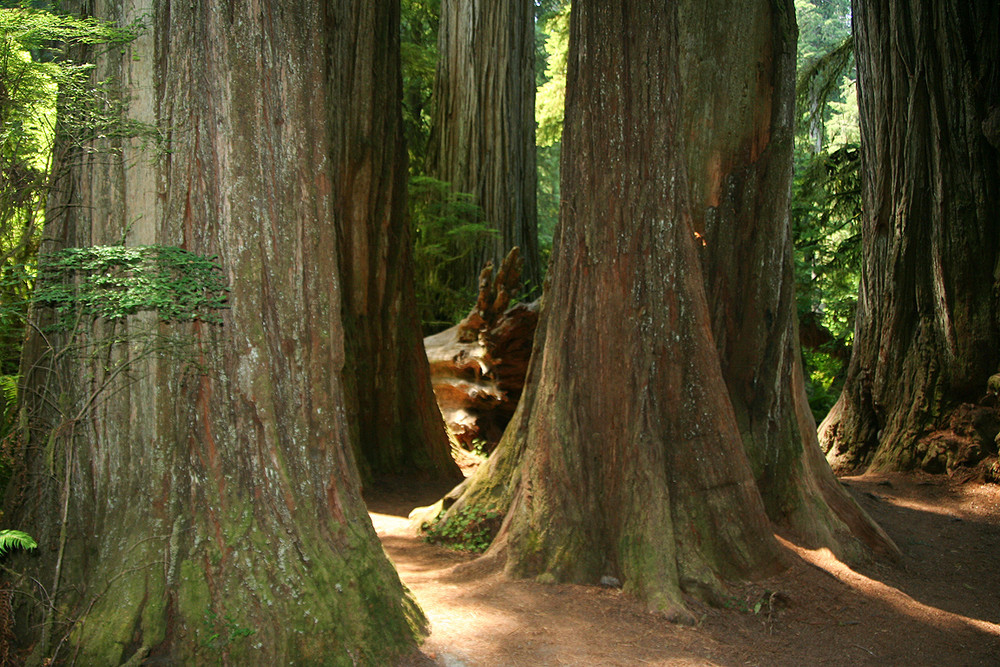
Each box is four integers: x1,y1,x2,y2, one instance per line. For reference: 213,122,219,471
424,0,904,614
332,0,459,482
819,0,1000,474
5,2,427,663
426,0,540,292
425,0,784,619
680,0,897,560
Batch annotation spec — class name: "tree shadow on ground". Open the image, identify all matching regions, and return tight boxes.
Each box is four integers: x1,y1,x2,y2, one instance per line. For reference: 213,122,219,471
368,474,1000,666
840,475,1000,625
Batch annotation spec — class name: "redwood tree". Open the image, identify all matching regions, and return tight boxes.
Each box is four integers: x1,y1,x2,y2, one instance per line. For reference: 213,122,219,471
332,0,458,482
425,0,540,291
5,1,426,663
819,0,1000,472
678,0,892,559
423,0,898,616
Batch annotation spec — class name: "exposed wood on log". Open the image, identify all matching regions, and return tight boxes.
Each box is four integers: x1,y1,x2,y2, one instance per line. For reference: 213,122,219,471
424,248,538,450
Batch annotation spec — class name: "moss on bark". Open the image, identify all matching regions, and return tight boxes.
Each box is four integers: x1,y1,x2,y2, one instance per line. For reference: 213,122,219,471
5,0,430,662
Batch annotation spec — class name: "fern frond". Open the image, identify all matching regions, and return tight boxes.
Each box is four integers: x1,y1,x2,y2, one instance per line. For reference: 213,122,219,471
0,376,18,409
0,530,37,556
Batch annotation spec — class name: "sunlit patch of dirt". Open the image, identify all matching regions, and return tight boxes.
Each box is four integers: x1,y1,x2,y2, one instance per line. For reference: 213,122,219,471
371,473,1000,666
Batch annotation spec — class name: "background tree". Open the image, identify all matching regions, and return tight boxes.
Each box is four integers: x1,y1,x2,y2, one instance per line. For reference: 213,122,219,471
419,0,896,619
4,1,426,662
400,0,501,331
0,9,50,374
400,0,440,175
534,2,569,266
333,0,458,482
425,0,540,295
791,0,861,419
819,0,1000,473
678,0,890,558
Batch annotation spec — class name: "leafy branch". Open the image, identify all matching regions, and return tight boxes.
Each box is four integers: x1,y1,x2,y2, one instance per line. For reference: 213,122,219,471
20,245,229,330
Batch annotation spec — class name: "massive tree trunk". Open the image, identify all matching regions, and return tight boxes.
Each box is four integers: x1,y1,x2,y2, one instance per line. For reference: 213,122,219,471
489,2,785,617
418,0,901,616
425,0,540,292
4,2,426,663
426,0,781,619
332,0,459,482
679,0,894,559
819,0,1000,473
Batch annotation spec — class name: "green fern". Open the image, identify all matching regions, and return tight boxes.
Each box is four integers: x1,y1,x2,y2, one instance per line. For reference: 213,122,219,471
0,530,37,556
0,376,17,410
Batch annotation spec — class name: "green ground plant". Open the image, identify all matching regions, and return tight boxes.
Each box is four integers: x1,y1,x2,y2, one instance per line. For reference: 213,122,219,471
424,506,502,553
0,529,35,556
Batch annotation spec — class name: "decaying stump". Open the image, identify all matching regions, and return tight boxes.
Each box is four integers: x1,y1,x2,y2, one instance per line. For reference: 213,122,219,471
424,248,538,451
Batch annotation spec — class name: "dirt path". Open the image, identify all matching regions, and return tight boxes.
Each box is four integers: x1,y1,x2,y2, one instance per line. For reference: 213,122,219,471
367,474,1000,666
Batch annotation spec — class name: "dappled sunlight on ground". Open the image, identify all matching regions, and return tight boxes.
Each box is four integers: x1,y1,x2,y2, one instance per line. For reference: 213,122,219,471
780,537,1000,637
368,474,1000,666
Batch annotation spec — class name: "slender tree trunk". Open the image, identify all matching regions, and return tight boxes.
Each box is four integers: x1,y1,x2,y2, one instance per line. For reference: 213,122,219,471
819,0,1000,473
425,0,540,293
6,2,425,663
332,0,459,482
679,0,895,560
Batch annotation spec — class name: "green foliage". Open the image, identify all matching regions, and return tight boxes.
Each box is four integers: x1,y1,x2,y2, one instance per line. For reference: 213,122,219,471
534,3,569,273
797,37,853,150
536,141,560,271
0,6,149,152
795,0,851,62
1,4,152,374
0,6,138,48
0,529,36,556
721,589,783,617
410,176,494,332
1,8,60,365
469,437,489,457
200,607,256,651
535,6,569,149
793,145,860,324
424,506,502,553
400,0,440,175
0,374,17,482
21,245,229,330
800,347,848,419
793,0,860,420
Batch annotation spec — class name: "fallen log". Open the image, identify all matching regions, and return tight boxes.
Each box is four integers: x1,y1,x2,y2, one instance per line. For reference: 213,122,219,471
424,248,538,452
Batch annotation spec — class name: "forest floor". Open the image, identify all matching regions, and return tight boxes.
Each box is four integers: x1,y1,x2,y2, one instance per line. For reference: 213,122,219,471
366,471,1000,666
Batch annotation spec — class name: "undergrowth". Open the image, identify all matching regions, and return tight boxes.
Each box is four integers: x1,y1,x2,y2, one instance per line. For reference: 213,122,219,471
423,506,502,553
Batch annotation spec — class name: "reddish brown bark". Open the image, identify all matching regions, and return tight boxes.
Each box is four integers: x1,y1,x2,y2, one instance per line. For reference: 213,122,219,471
819,0,1000,473
425,0,784,619
332,0,459,483
4,1,427,663
421,0,900,616
679,0,895,560
426,0,540,291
